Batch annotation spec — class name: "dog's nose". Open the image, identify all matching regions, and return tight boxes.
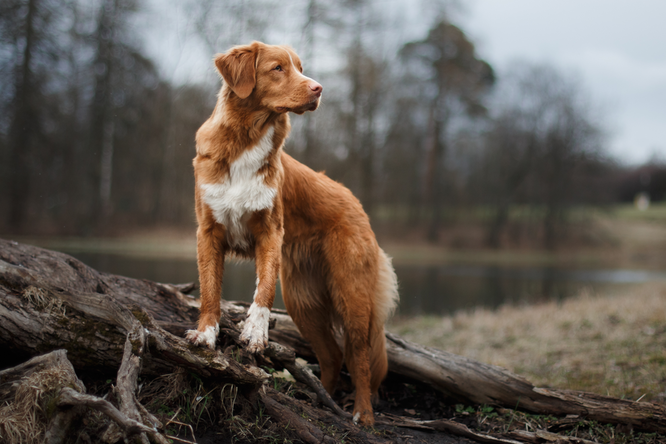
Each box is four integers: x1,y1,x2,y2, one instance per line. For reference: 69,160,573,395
309,81,323,96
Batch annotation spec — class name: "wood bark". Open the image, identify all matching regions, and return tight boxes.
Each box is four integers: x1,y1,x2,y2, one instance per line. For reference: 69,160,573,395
271,310,666,434
1,238,665,443
0,350,85,444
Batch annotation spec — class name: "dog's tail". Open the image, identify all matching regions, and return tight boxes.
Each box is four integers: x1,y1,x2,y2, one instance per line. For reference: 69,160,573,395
369,248,399,393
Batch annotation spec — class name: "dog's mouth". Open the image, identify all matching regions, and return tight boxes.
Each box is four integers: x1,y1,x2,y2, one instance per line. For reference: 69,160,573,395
275,97,321,114
306,98,320,111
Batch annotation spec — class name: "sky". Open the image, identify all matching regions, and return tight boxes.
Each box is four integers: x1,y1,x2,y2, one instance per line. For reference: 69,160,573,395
459,0,666,165
140,0,666,166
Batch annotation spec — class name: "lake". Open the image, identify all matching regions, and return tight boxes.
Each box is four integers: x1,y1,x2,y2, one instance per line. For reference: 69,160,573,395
70,251,666,316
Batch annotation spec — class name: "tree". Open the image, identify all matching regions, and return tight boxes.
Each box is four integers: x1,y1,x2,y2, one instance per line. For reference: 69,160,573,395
190,0,278,56
0,0,74,232
400,19,494,240
478,63,604,248
87,0,146,227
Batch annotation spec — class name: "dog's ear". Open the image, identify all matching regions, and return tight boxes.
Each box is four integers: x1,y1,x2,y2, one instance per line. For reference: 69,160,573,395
215,44,258,99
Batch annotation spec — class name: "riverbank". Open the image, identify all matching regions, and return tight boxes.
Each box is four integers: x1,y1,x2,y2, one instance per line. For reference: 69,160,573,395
5,204,666,400
7,203,666,270
389,281,666,403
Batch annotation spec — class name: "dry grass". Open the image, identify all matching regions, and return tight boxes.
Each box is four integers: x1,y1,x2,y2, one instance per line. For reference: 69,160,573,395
0,367,76,444
389,282,666,403
21,285,66,315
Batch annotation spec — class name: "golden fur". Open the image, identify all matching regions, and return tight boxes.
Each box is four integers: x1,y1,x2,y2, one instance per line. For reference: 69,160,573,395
186,41,398,425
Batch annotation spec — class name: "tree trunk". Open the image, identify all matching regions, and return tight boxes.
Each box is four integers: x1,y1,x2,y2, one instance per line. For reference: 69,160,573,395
8,0,39,232
1,238,665,443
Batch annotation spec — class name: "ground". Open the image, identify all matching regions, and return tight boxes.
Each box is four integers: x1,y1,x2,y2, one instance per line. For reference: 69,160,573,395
3,203,666,443
390,281,666,404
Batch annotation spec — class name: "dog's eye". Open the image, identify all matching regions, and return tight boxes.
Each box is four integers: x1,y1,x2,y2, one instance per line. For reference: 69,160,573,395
274,65,282,72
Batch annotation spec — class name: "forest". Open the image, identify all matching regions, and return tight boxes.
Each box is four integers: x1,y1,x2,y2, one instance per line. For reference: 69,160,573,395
2,0,664,248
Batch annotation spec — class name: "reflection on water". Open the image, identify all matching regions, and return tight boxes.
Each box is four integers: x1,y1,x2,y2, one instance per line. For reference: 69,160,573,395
70,252,666,316
71,253,273,306
395,265,666,315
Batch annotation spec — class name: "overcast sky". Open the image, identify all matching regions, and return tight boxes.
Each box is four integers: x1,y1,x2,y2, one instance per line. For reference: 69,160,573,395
142,0,665,166
459,0,666,165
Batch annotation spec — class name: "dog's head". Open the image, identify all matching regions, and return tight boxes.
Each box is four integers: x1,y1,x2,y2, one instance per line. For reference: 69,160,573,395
215,41,323,115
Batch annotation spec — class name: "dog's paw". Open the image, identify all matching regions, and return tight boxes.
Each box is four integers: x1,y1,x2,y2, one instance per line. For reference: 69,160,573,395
185,323,219,349
352,409,375,426
239,303,270,353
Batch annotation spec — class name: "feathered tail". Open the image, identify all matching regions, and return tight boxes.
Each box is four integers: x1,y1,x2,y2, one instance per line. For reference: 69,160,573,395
369,248,399,393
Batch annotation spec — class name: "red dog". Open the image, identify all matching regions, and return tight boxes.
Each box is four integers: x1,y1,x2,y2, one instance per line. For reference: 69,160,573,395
185,41,398,425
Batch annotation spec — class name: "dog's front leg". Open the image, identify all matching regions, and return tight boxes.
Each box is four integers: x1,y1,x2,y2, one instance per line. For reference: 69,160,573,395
240,220,283,353
186,223,226,349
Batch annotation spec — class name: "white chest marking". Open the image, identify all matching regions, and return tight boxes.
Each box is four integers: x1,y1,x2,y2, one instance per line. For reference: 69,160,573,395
201,127,277,249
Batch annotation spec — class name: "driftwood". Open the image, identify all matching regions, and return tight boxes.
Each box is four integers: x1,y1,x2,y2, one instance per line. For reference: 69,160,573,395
270,308,666,434
0,349,87,444
384,333,666,432
1,238,665,443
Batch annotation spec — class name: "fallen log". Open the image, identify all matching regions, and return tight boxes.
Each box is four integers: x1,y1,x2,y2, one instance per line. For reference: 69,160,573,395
0,239,265,387
1,238,665,443
0,349,164,444
270,306,666,434
384,333,666,433
0,349,87,444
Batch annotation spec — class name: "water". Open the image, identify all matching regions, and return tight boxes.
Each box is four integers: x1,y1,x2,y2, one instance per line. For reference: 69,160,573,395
395,265,666,315
70,252,666,316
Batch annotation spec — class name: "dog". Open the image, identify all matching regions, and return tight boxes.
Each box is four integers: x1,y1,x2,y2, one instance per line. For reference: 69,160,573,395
185,41,398,426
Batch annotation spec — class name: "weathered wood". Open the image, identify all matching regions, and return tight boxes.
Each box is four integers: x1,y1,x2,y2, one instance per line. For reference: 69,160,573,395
58,388,157,437
259,390,331,444
376,413,523,444
0,348,169,444
263,300,666,434
2,238,666,441
500,429,598,444
384,333,666,433
0,239,265,390
199,299,349,418
262,388,390,444
0,349,84,399
0,349,87,444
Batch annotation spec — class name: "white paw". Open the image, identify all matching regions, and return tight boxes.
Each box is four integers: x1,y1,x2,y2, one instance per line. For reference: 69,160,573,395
185,323,219,349
239,303,270,353
353,412,360,424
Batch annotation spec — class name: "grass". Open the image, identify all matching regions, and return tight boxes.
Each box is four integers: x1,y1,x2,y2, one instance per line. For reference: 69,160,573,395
611,202,666,222
0,366,81,444
456,404,665,443
389,281,666,403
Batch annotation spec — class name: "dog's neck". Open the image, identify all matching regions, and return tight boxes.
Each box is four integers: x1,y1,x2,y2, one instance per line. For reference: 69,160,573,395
213,84,288,140
196,84,291,164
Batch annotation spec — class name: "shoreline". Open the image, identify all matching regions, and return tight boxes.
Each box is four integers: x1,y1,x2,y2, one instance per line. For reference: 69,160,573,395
5,233,665,273
389,281,666,403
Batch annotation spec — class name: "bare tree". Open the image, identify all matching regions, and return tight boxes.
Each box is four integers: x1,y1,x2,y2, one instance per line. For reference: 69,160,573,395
88,0,141,227
478,63,604,248
189,0,278,56
400,18,494,240
2,0,51,232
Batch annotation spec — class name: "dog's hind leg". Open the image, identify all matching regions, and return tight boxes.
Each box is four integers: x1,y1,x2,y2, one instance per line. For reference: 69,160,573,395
341,313,374,425
329,275,375,426
280,264,343,395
